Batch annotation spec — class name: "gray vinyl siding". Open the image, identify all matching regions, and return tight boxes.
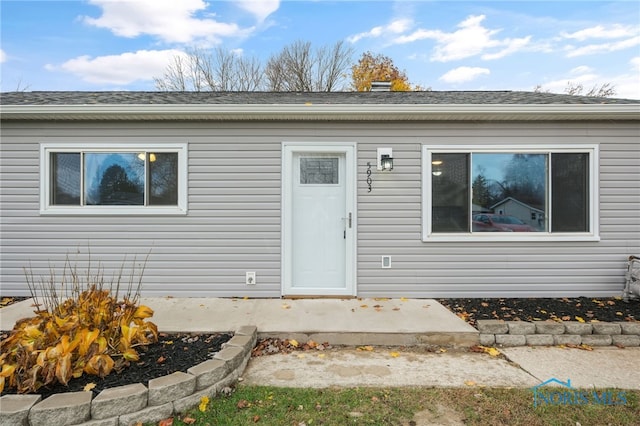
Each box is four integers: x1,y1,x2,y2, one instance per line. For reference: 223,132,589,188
1,120,639,298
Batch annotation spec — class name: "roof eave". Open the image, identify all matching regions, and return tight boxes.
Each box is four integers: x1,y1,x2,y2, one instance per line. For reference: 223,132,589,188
1,103,639,121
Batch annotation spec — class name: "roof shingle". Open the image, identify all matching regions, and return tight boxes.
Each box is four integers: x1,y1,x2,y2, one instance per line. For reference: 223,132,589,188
2,90,638,106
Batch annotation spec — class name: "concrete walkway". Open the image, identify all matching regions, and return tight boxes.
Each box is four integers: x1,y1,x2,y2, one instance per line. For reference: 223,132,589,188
242,345,640,390
2,298,639,390
0,297,478,347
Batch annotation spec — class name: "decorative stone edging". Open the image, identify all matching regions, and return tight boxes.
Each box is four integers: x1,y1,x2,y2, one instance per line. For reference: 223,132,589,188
0,325,257,426
477,320,640,348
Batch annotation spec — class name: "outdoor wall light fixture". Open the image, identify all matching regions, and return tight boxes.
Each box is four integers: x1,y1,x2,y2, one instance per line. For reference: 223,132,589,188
377,147,393,171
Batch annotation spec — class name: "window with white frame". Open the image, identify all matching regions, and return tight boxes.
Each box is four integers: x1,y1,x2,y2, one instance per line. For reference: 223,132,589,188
41,143,188,214
422,145,599,241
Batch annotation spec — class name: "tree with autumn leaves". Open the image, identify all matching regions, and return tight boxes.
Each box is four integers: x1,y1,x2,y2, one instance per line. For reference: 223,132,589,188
351,51,421,92
154,42,428,92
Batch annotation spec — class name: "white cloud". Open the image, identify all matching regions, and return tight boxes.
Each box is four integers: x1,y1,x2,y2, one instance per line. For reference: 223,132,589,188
393,15,530,62
83,0,249,44
439,66,490,84
0,49,6,63
481,36,531,60
46,49,185,85
536,58,640,100
235,0,279,22
570,65,594,75
347,19,413,43
561,24,638,41
565,35,640,57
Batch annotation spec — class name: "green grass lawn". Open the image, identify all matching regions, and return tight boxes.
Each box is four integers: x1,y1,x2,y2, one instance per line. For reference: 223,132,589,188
166,385,640,425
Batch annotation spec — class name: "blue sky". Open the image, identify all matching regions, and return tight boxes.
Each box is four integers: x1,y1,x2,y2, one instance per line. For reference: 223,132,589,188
1,0,639,98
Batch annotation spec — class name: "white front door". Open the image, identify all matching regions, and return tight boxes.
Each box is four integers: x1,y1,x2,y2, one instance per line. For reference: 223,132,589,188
282,143,356,296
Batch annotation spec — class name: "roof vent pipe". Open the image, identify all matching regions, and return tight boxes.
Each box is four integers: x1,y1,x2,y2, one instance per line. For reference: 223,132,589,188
371,81,392,92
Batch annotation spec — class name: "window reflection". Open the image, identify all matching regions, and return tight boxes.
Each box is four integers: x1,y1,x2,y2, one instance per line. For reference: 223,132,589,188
85,153,144,205
149,153,178,205
472,153,547,232
48,148,181,209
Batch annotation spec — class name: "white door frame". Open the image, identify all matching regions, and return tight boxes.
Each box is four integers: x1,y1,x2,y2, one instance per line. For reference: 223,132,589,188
281,142,357,296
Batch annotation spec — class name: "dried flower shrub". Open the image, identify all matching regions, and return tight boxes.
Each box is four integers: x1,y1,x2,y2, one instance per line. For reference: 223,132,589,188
0,253,157,393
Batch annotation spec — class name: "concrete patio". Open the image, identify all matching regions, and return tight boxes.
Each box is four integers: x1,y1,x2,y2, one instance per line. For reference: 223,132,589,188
0,297,479,347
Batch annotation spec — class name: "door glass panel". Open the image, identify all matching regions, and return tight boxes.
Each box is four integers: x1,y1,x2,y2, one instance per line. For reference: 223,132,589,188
300,158,339,184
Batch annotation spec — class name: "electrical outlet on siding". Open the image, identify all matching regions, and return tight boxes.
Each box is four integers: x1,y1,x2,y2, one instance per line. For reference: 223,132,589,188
246,272,256,285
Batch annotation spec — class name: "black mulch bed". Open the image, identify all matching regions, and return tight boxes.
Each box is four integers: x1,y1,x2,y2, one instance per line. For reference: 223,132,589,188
439,297,640,328
1,332,231,400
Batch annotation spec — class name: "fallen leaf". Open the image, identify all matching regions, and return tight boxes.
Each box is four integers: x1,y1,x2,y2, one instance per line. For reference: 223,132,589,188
470,345,500,357
157,356,166,364
374,298,390,301
237,399,251,409
159,418,173,426
182,416,196,424
392,307,400,311
163,340,174,345
400,297,408,302
481,302,489,307
438,348,447,353
360,304,368,308
282,304,291,309
616,311,623,316
199,396,210,412
357,345,374,351
297,354,306,359
575,316,585,323
317,354,326,358
289,339,299,348
253,415,261,422
561,316,571,321
485,347,501,357
389,352,400,358
243,296,249,300
465,380,477,386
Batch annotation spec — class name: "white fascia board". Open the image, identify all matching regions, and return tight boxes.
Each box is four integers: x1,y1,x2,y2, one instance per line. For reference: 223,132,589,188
1,103,639,121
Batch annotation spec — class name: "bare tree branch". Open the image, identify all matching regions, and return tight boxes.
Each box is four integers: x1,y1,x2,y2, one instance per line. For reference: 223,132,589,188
155,40,353,92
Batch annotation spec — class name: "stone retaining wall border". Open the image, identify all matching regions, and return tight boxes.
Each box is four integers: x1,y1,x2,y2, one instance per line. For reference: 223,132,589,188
477,320,640,348
0,325,257,426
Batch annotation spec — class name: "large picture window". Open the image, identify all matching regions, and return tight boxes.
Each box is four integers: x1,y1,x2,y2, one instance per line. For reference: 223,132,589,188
422,145,598,241
41,143,187,215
